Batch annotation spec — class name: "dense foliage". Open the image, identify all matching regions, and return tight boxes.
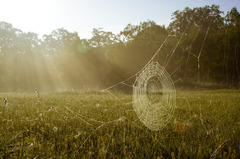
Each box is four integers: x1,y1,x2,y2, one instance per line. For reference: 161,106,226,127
0,5,239,92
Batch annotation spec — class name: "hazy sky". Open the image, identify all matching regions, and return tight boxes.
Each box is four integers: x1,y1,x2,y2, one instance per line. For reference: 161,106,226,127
0,0,239,39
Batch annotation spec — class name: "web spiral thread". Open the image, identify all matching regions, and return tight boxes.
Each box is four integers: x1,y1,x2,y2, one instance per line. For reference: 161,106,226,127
133,62,176,131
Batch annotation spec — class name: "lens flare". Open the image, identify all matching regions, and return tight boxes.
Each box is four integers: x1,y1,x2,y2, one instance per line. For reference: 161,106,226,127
77,43,87,54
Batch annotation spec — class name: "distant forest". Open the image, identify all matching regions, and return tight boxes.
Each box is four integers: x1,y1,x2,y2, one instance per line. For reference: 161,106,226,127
0,5,239,92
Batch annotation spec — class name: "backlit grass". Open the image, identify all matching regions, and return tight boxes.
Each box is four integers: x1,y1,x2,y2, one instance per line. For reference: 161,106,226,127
0,90,239,158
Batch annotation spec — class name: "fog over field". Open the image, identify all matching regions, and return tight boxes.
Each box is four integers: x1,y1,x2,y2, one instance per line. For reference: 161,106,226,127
0,1,240,158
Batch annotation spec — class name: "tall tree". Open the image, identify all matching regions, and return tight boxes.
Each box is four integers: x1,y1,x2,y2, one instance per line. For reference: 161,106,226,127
169,5,224,84
224,7,240,85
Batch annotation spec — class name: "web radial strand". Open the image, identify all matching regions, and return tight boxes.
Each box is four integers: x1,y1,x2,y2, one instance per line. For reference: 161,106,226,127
133,62,176,131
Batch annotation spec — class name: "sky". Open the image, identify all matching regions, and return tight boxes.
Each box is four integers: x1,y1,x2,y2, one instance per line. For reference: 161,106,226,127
0,0,239,39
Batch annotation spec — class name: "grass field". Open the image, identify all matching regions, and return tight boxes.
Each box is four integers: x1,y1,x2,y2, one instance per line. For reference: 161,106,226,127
0,90,239,158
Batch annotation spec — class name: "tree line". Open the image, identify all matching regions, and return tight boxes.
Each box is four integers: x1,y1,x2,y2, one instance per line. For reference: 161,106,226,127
0,5,239,92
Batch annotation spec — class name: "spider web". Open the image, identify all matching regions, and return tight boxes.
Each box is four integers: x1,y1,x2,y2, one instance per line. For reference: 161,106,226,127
101,30,181,131
56,18,212,157
100,16,212,131
133,62,176,131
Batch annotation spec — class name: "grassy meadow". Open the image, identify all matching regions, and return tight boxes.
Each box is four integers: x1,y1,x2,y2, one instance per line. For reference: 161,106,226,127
0,90,239,158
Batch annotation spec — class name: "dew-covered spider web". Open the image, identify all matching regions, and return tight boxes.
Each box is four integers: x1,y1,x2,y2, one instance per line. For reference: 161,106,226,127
98,15,212,131
101,30,182,131
133,61,176,131
58,17,213,157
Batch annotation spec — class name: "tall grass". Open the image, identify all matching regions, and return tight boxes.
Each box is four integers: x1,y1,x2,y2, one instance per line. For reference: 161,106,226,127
0,90,239,158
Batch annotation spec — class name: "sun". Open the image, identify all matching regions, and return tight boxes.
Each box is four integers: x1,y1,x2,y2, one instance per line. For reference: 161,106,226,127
0,0,58,35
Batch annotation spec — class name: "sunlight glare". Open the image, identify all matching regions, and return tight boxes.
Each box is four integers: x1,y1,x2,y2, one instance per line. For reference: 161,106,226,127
0,0,58,35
